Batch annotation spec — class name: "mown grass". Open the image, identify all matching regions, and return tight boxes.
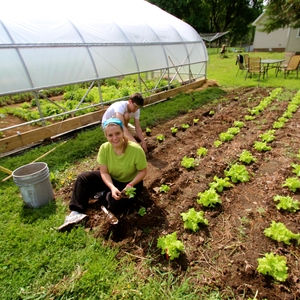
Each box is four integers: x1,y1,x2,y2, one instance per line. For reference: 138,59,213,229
0,51,298,299
0,87,226,299
207,49,299,89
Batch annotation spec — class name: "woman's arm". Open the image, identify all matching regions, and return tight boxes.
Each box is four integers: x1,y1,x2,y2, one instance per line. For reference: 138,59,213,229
126,168,147,187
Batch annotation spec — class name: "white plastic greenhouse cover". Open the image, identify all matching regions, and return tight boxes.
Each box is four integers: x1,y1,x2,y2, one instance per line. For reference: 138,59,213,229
0,0,208,97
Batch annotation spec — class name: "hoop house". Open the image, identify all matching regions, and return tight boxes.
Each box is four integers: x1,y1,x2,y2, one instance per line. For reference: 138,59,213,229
0,0,208,97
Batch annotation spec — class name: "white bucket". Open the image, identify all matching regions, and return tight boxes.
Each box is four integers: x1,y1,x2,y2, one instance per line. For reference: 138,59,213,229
12,162,54,208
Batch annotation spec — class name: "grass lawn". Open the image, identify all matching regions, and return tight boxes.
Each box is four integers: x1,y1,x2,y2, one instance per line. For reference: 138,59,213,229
0,50,299,299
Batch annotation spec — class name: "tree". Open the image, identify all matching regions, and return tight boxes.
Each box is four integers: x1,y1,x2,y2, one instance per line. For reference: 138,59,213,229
261,0,300,33
147,0,263,45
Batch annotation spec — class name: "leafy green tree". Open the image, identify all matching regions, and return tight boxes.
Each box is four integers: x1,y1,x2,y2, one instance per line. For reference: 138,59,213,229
147,0,263,45
261,0,300,32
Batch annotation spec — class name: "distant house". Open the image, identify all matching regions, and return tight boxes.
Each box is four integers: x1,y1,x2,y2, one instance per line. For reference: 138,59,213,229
252,12,300,53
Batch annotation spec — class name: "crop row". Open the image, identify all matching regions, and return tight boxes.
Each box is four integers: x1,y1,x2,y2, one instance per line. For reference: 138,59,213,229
155,88,300,283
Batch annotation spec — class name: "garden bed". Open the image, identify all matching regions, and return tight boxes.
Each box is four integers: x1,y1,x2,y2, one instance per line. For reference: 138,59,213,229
57,86,300,299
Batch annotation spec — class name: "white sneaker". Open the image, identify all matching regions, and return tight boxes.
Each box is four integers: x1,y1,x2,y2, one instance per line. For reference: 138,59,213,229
57,211,88,232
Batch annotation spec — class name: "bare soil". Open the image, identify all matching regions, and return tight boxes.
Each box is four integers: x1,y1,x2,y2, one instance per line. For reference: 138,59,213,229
28,85,300,299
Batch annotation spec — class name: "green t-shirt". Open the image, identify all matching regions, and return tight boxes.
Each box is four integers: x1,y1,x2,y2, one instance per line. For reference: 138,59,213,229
97,141,147,183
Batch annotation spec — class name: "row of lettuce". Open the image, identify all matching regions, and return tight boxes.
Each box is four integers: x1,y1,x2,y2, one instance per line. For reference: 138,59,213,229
156,87,300,283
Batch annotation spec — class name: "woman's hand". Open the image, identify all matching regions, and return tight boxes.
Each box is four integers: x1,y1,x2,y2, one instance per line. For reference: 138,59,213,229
111,186,122,200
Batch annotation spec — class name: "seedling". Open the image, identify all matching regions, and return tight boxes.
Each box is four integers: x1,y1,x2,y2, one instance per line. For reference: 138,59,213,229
159,184,170,193
273,195,300,212
157,232,184,260
233,120,244,128
181,156,196,169
145,127,151,136
209,176,233,192
181,123,190,130
156,134,165,142
193,118,199,124
291,163,300,176
196,147,208,157
197,188,222,207
259,130,275,142
224,163,250,183
264,221,300,245
214,140,222,148
170,126,178,134
282,177,300,192
239,150,257,164
257,252,288,282
244,115,255,121
219,132,234,142
209,110,215,115
181,208,208,232
138,207,146,216
254,141,272,152
123,186,136,198
227,127,240,136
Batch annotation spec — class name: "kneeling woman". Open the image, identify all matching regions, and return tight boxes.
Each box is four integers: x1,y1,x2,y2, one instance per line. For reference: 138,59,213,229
58,118,147,231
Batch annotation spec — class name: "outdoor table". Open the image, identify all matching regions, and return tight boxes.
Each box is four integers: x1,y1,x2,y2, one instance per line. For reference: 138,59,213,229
261,59,285,78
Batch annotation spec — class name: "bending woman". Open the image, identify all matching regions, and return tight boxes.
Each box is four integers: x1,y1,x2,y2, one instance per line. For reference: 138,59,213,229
58,118,147,231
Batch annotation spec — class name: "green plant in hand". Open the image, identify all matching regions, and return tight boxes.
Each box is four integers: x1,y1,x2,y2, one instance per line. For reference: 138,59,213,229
124,186,136,198
157,232,184,260
197,188,222,207
181,208,208,232
159,184,170,193
273,195,300,212
257,252,288,282
209,176,233,192
224,163,250,183
264,221,300,245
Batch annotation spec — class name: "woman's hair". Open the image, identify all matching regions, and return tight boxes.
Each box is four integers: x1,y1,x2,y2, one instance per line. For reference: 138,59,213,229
104,122,128,153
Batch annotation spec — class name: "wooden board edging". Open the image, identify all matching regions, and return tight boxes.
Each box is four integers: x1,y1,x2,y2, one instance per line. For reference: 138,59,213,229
0,79,206,154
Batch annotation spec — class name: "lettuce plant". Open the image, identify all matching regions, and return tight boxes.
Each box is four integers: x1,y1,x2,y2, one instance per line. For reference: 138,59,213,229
227,127,240,136
159,184,170,193
196,147,208,157
138,207,146,216
239,150,257,164
244,115,255,121
170,126,178,133
157,232,184,260
233,120,244,128
156,134,165,142
254,141,272,152
197,188,222,207
292,163,300,176
214,140,222,148
224,163,250,183
259,130,275,142
282,177,300,192
273,195,300,212
209,176,233,192
181,208,208,232
181,123,190,130
219,132,234,142
124,186,136,198
257,252,288,282
264,221,300,245
181,156,196,169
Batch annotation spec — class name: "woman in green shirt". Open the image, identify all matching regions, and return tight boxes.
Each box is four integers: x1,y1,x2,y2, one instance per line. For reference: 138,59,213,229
58,118,147,231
